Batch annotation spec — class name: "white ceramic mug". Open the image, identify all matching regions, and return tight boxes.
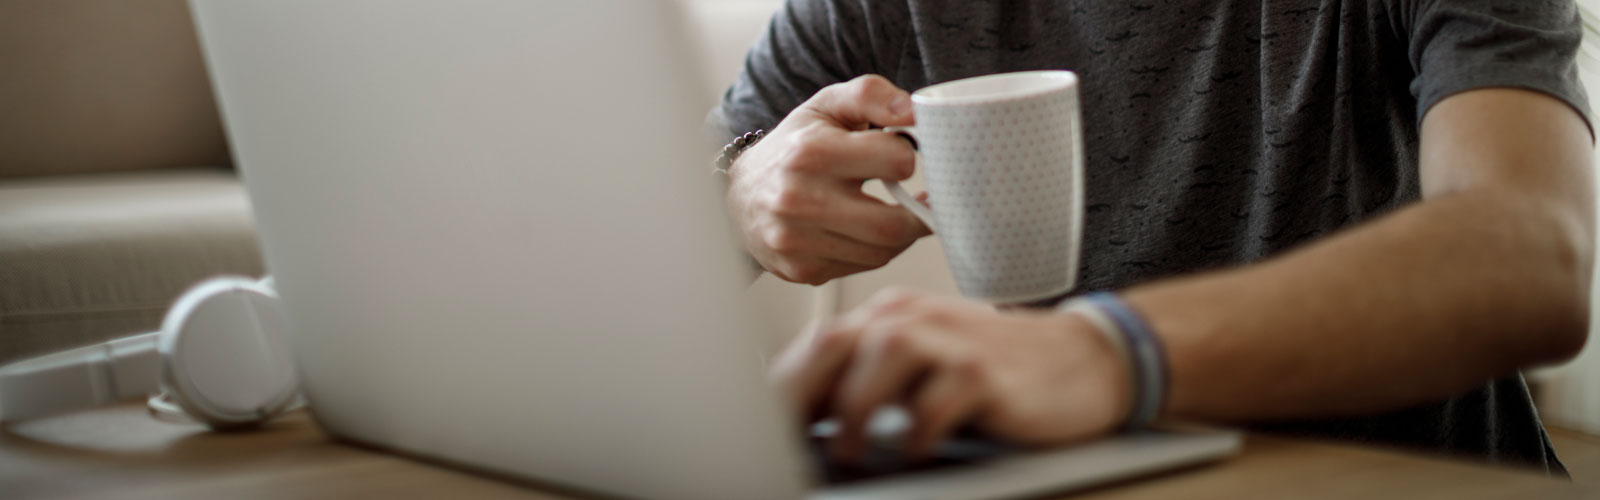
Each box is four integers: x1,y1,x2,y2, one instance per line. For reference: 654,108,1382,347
884,70,1085,304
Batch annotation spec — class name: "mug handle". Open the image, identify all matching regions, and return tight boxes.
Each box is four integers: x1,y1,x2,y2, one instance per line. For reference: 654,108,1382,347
881,126,938,233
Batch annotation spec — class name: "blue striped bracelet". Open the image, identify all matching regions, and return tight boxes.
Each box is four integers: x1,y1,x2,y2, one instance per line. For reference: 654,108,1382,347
1058,292,1169,431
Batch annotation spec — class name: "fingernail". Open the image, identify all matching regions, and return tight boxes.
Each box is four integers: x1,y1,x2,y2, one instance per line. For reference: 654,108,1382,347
889,94,912,116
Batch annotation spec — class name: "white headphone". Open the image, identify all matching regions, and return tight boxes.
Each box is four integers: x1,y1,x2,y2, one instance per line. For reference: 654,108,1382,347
0,276,301,429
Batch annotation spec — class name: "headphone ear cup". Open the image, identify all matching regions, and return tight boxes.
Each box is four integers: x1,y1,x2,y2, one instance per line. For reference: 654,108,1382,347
155,277,300,430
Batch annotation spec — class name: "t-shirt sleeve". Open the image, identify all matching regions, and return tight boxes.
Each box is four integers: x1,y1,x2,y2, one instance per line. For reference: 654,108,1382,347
710,0,891,142
1404,0,1592,133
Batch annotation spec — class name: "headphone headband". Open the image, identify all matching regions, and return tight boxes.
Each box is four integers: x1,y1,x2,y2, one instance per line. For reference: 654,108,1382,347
0,332,161,421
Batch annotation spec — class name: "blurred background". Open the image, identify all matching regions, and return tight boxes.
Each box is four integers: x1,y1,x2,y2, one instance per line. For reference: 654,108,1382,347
1537,0,1600,439
0,0,1594,442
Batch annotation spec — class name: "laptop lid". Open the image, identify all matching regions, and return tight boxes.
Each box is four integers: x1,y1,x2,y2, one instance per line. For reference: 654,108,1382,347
191,1,809,499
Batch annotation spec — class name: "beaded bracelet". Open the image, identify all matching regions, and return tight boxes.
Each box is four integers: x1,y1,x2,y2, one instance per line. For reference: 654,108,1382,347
1057,292,1169,431
713,129,765,175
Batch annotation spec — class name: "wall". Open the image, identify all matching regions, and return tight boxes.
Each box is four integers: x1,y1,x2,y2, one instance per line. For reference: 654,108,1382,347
1534,2,1600,436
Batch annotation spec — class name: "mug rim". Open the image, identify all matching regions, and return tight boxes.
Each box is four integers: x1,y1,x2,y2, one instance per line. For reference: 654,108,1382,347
911,70,1077,106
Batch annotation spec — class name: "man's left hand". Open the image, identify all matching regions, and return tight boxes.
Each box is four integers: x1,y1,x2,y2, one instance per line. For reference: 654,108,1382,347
770,287,1132,463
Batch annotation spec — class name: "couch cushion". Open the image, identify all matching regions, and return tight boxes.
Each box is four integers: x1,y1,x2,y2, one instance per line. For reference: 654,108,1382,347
0,168,262,363
0,0,229,179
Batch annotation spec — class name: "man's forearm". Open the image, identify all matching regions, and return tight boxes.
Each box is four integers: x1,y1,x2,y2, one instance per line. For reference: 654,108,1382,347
1124,186,1592,422
1120,88,1595,423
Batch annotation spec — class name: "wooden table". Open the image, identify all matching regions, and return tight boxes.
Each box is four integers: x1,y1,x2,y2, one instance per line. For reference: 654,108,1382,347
1,404,1591,499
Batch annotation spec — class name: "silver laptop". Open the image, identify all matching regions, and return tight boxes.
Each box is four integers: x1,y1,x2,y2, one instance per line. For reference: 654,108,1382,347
189,1,1240,499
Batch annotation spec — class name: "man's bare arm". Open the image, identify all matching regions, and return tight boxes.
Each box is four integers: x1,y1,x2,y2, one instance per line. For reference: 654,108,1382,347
1130,88,1594,421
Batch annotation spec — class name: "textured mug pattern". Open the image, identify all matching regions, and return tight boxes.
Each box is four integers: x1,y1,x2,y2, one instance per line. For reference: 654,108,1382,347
915,82,1082,303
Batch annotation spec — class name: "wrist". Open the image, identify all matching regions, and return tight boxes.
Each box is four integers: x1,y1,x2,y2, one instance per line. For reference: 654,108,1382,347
719,159,769,277
1055,311,1135,432
1057,292,1170,431
715,129,765,176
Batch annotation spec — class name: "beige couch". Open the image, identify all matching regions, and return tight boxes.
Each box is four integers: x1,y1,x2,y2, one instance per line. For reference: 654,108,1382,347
0,1,262,363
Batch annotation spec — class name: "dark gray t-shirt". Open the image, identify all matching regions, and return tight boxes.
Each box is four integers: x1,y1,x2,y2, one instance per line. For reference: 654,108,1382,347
715,0,1590,474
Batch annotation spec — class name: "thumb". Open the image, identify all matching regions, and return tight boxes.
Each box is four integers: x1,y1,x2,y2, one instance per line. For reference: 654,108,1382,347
804,74,914,130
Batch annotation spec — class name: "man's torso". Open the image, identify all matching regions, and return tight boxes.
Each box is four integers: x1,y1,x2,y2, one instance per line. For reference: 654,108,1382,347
718,0,1586,473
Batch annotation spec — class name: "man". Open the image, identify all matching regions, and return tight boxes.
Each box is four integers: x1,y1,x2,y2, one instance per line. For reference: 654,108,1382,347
712,0,1594,474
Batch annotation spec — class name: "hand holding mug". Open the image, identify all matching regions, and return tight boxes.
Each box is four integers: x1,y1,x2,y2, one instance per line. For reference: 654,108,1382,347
881,71,1086,304
725,75,933,285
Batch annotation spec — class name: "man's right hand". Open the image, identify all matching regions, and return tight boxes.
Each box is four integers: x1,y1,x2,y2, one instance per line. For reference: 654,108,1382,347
726,75,932,285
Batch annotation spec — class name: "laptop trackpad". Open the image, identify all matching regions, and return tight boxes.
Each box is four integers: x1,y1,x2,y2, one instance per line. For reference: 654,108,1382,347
808,407,1018,485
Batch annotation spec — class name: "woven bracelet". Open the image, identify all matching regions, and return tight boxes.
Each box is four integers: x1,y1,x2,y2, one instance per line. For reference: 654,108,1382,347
1059,292,1169,431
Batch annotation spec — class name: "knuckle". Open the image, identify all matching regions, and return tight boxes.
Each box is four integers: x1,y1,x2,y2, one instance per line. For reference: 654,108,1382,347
815,326,858,353
783,132,834,174
764,228,809,256
907,305,947,323
787,261,828,285
770,188,815,218
864,320,918,355
876,328,913,354
850,74,891,97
